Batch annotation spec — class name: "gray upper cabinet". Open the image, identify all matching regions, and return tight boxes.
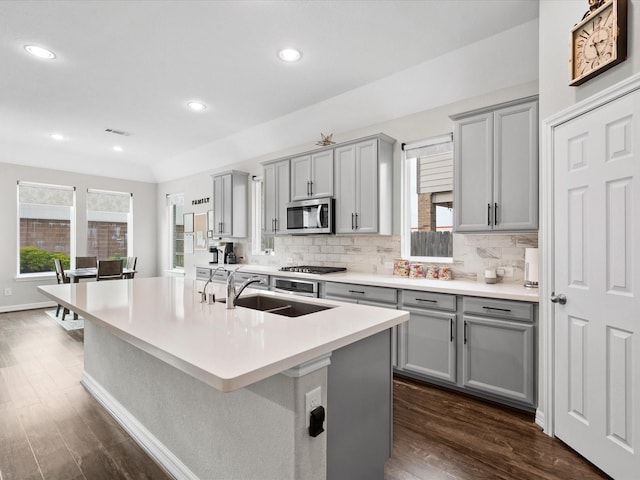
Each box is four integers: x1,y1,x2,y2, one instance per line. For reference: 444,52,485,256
263,159,290,235
334,135,394,235
211,170,249,238
290,149,333,201
452,96,538,232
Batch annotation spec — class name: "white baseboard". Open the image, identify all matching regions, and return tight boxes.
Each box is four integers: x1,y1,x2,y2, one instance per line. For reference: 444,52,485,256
535,409,546,431
81,372,198,480
0,301,56,313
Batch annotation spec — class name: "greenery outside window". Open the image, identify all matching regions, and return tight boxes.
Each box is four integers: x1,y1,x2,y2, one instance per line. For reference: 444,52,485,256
17,181,76,275
167,193,184,270
401,134,454,262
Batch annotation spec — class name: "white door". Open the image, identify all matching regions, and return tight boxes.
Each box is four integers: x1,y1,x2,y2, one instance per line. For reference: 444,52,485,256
553,89,640,479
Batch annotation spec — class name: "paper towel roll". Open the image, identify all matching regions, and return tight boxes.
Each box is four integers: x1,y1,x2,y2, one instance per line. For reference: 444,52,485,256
524,248,539,285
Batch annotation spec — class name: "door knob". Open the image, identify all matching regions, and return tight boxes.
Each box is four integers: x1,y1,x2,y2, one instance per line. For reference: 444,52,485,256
550,292,567,305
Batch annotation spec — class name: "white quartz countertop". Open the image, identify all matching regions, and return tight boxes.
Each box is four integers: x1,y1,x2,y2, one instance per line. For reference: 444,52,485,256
38,277,408,392
197,264,540,303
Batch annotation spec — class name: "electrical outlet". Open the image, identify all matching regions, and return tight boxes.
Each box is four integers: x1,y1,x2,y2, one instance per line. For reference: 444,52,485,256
4,288,11,296
305,387,322,428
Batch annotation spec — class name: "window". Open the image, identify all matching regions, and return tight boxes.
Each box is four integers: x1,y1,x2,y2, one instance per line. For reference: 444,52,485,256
18,181,75,275
252,177,274,255
167,193,184,269
87,189,132,260
401,134,454,261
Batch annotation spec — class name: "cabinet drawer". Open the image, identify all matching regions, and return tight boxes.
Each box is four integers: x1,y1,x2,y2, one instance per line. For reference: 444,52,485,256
234,272,269,290
401,290,456,312
463,297,533,322
325,282,397,304
196,267,228,283
196,267,210,280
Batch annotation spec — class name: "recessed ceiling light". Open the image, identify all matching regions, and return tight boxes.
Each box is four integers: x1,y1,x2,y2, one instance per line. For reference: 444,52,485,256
24,45,56,59
278,48,302,62
50,133,64,141
113,146,123,152
187,101,207,111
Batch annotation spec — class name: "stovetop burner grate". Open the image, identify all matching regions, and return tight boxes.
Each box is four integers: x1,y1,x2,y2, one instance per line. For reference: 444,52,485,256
279,265,347,274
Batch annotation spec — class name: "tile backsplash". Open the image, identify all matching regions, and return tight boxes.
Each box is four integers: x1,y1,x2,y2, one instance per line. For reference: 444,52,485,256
244,232,538,284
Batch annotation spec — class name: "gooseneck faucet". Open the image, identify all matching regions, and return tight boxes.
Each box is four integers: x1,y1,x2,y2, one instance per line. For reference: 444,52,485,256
200,266,227,304
226,268,266,309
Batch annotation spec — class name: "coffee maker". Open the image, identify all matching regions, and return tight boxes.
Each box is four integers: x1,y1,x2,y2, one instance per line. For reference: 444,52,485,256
224,242,236,264
208,246,218,264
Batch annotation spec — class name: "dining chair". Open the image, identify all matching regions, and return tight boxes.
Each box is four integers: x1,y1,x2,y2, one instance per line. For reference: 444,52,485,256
124,256,137,279
96,259,124,281
76,256,97,268
53,258,72,320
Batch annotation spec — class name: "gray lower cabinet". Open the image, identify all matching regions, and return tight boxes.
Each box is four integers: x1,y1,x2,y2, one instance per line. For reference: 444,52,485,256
398,290,457,384
461,296,535,406
397,291,537,410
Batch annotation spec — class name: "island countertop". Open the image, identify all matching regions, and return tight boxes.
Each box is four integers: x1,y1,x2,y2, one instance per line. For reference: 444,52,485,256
38,276,408,392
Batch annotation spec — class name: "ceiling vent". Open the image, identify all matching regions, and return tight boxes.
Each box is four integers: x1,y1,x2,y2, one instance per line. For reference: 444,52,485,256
105,128,132,136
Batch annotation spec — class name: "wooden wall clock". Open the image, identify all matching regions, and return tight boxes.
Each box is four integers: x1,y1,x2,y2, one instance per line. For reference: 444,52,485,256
569,0,628,86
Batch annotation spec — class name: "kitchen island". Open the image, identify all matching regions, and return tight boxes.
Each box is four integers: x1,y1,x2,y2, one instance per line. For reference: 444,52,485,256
38,276,408,480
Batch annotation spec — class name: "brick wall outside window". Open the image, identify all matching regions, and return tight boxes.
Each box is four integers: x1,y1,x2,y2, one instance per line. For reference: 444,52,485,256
87,221,128,259
20,218,70,253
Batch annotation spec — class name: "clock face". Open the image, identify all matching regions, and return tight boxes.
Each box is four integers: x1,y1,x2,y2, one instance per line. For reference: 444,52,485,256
570,0,627,86
573,5,616,78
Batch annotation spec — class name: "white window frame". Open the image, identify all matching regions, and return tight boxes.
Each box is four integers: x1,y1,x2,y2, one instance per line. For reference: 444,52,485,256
251,176,272,256
401,134,454,263
16,181,76,278
167,193,184,274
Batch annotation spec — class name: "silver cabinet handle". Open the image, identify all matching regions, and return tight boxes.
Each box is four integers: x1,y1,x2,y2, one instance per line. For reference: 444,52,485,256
449,318,454,342
482,306,511,313
416,298,437,303
354,212,358,230
494,203,498,225
487,204,491,226
309,180,313,196
351,213,355,230
348,290,366,295
463,321,468,344
550,292,567,305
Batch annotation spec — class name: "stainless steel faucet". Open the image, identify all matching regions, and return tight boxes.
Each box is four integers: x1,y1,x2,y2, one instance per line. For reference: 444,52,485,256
200,266,226,304
226,268,266,309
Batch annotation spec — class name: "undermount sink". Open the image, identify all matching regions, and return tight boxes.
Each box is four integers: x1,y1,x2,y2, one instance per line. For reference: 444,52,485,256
234,294,334,317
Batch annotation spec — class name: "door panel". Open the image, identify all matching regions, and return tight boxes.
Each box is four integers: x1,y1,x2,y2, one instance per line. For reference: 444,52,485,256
553,89,640,478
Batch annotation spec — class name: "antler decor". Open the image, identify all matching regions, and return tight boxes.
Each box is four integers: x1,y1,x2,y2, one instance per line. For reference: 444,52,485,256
316,133,335,146
582,0,606,19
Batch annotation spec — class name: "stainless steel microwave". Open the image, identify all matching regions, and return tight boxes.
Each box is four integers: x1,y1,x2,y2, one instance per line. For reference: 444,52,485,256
285,197,334,235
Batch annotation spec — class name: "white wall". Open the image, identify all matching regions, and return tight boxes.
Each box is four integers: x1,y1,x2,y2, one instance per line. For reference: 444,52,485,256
540,0,640,120
537,0,640,428
0,163,157,311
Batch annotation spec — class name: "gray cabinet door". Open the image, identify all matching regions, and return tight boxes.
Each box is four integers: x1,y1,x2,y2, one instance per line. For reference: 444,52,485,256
291,151,333,200
310,149,334,198
263,163,277,234
462,315,535,405
453,112,493,232
334,144,358,234
290,154,311,201
264,160,290,234
399,309,456,384
493,100,538,231
354,139,378,233
212,174,230,236
335,139,379,234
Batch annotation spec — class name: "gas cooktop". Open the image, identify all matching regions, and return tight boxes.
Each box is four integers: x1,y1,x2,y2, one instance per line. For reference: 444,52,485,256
279,265,347,274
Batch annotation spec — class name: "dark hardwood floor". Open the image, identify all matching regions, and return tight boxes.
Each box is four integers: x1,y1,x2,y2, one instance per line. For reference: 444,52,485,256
1,309,609,480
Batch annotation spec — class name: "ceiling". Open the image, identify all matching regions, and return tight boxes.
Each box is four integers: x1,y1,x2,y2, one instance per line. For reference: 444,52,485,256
0,1,539,183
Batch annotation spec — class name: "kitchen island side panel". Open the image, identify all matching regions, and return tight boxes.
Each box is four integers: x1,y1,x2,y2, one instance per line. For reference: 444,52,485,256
83,320,327,480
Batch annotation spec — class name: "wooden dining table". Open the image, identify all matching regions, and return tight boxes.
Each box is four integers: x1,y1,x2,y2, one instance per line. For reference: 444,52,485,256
65,267,136,283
